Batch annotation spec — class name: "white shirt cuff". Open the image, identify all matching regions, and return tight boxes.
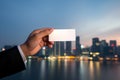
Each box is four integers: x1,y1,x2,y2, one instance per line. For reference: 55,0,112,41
17,45,27,64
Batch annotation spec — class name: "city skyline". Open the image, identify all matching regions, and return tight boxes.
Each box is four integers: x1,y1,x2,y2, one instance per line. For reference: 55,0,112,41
1,36,120,50
0,0,120,48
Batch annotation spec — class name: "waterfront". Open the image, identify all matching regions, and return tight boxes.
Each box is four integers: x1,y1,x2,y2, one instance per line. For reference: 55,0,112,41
2,58,120,80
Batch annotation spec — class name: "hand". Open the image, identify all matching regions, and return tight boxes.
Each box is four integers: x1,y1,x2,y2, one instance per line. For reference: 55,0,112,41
20,28,54,57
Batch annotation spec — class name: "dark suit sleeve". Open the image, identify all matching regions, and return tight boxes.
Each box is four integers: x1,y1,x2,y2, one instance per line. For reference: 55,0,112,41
0,46,26,78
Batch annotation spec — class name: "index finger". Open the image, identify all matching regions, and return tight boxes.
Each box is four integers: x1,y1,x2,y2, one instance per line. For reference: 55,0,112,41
32,28,50,34
38,28,54,38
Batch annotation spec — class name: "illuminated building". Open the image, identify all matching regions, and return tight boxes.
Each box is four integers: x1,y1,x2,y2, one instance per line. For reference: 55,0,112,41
100,40,108,47
52,42,59,56
60,42,65,56
110,40,117,47
91,37,100,53
109,40,117,54
0,45,13,52
52,41,65,56
42,47,46,55
75,36,81,55
66,41,72,55
82,47,90,56
36,47,47,57
100,40,108,54
99,40,117,57
90,37,100,60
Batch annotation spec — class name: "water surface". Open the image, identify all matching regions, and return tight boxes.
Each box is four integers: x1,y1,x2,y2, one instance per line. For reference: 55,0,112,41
2,59,120,80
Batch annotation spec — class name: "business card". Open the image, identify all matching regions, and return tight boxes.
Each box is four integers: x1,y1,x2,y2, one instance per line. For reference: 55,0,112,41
49,29,76,41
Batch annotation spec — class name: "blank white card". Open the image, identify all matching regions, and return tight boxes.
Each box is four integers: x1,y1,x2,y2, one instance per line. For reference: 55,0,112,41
49,29,76,41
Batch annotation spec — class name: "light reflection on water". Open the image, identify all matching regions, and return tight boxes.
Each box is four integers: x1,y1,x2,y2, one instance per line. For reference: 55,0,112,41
2,59,120,80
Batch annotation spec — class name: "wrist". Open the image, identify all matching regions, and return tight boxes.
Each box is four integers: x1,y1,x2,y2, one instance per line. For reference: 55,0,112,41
20,44,29,57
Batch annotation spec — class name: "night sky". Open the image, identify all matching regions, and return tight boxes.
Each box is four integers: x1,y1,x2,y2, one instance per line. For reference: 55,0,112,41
0,0,120,48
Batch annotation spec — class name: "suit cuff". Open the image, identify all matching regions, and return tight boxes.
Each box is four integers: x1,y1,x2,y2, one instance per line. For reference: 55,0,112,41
17,45,27,64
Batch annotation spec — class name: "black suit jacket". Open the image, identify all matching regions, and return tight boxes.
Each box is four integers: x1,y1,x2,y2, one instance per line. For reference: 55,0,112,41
0,46,26,78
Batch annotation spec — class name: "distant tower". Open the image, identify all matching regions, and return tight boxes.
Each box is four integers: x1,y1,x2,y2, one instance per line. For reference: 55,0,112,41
52,41,65,56
75,36,81,55
42,47,46,55
91,37,100,52
60,42,65,56
100,40,108,55
100,40,108,47
52,42,59,56
109,40,117,54
110,40,117,47
66,41,72,55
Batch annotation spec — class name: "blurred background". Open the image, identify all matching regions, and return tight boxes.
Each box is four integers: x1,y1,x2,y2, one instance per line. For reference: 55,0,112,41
1,0,120,80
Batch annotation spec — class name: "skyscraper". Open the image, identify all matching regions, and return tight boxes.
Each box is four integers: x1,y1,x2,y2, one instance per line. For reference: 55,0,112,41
66,41,72,55
91,37,100,52
110,40,117,47
52,42,59,56
100,40,108,53
100,40,108,47
109,40,117,54
60,42,65,56
100,40,108,56
52,41,65,56
75,36,81,55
